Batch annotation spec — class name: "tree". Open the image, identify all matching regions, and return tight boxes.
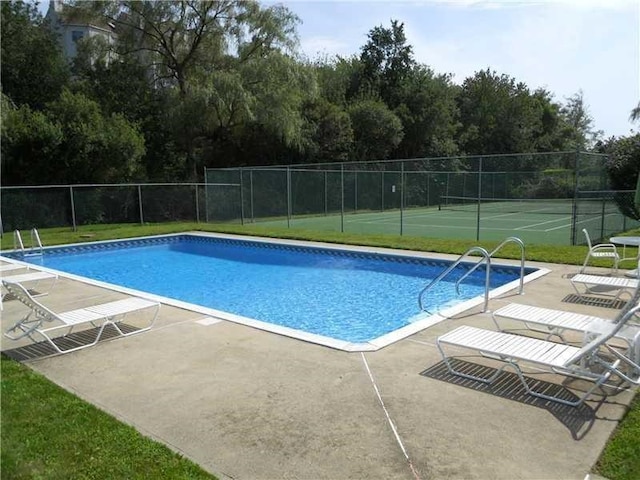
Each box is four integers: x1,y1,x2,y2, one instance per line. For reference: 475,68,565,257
602,133,640,220
1,0,69,109
1,105,64,185
81,1,299,97
300,98,353,163
457,69,572,158
630,101,640,123
72,0,304,178
357,20,415,106
393,66,460,159
2,89,146,185
348,100,403,161
559,90,602,150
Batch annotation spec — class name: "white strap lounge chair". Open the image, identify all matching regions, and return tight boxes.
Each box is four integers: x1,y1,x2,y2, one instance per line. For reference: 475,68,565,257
1,271,59,311
1,271,58,290
491,303,640,364
570,274,639,301
580,229,619,273
0,264,27,273
436,304,640,407
3,280,160,355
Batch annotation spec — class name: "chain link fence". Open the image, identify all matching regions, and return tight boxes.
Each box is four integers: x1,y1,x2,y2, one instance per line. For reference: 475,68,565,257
205,151,640,245
2,152,638,246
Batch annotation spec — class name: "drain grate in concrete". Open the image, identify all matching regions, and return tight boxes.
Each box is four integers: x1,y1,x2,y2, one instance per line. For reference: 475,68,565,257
561,294,626,309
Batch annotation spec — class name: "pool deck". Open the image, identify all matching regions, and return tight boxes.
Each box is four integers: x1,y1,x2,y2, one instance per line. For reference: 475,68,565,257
1,240,638,480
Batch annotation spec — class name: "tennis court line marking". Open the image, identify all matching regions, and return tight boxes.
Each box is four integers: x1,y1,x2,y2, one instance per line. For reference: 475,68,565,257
514,216,571,230
544,213,619,232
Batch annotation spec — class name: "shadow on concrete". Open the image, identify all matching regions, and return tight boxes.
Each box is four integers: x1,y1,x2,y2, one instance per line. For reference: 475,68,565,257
421,358,602,440
2,324,140,362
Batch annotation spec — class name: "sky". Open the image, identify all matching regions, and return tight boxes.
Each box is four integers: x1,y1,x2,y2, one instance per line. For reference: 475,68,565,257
278,0,639,139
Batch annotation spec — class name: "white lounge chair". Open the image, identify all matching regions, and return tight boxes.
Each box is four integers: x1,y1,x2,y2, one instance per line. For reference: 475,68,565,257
1,270,59,311
3,280,160,354
580,228,619,273
1,271,58,290
570,273,639,301
0,264,27,273
491,303,640,364
436,304,640,407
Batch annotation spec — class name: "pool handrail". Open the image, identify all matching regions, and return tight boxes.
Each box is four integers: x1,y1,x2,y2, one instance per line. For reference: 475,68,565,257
418,246,491,313
455,237,526,296
13,230,24,253
29,228,44,256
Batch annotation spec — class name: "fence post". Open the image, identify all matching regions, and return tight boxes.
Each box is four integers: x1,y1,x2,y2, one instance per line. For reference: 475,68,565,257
286,167,291,228
324,171,328,216
204,167,209,223
239,168,245,226
354,170,358,212
381,171,385,211
341,164,344,233
138,184,144,225
69,185,77,231
476,157,482,242
570,150,580,245
250,170,255,223
195,183,200,224
400,163,405,235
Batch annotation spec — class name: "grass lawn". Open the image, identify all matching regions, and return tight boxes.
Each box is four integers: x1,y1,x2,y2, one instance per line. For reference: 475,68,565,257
1,222,639,479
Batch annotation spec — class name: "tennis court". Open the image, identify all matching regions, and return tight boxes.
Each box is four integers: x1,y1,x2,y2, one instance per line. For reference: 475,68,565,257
252,201,620,245
206,152,640,246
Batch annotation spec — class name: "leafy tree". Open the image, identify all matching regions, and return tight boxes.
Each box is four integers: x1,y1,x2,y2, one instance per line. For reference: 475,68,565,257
1,105,64,185
300,98,353,163
2,89,146,185
48,89,146,184
357,20,415,106
81,0,300,97
457,69,575,159
559,90,603,150
1,0,69,109
71,0,304,178
602,134,640,220
630,101,640,123
393,66,460,159
348,100,403,161
313,55,360,107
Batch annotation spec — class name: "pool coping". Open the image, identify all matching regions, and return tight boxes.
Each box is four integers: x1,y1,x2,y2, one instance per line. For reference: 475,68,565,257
0,231,550,352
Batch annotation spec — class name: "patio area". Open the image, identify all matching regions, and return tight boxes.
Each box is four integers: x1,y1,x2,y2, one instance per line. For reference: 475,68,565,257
1,251,637,480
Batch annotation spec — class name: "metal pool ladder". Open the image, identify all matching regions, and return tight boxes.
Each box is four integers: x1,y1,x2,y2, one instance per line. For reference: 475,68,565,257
418,237,526,314
13,228,44,256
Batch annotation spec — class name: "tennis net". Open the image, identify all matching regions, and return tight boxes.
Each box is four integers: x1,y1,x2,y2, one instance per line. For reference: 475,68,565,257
439,196,619,215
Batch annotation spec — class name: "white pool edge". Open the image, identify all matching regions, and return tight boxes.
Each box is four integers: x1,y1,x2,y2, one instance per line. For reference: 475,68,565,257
1,231,551,352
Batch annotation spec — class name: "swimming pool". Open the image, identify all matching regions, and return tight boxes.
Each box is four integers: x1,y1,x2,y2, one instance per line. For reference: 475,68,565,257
2,233,547,351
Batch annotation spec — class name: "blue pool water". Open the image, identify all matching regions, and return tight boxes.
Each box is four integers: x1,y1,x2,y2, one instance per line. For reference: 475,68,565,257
8,235,533,344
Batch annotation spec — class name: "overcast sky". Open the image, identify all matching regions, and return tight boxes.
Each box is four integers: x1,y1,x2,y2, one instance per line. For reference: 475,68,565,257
280,0,639,139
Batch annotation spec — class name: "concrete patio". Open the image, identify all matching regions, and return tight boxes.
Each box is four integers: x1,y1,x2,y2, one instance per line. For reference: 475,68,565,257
1,248,637,480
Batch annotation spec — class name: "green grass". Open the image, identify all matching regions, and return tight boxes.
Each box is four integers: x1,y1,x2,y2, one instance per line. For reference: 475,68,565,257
4,221,639,267
595,395,640,480
1,356,215,479
1,222,639,479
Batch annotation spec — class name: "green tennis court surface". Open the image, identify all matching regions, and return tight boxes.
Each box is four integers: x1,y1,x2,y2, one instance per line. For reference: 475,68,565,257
251,205,619,245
